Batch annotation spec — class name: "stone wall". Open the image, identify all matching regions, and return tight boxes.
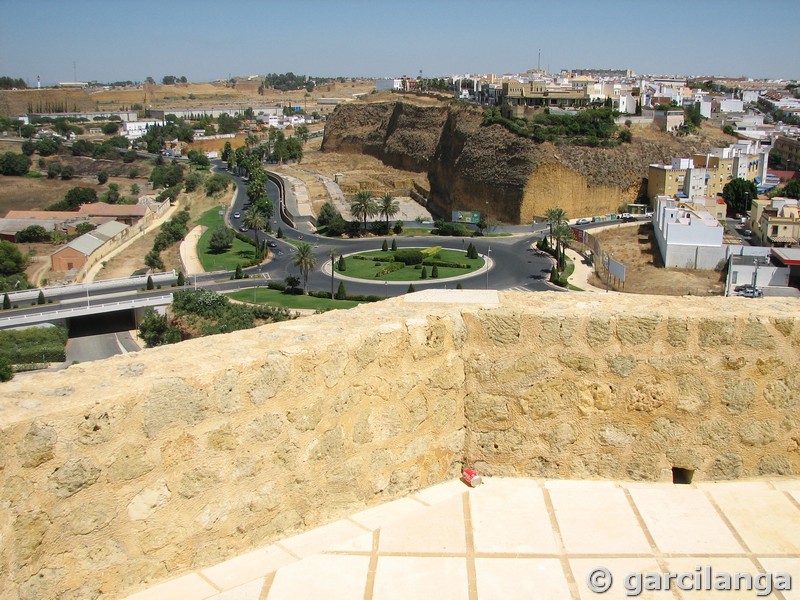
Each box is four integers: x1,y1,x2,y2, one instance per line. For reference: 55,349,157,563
1,290,799,598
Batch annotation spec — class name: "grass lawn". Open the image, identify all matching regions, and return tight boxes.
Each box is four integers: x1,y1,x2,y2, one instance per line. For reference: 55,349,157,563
340,248,484,281
196,207,258,271
227,288,363,310
401,228,436,237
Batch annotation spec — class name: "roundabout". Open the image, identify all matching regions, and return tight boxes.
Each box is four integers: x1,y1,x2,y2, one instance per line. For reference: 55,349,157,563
321,246,490,285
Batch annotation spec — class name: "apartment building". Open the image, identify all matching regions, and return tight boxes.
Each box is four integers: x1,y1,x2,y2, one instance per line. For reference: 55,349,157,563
653,196,726,269
499,80,590,118
773,136,800,170
751,197,799,247
647,141,769,201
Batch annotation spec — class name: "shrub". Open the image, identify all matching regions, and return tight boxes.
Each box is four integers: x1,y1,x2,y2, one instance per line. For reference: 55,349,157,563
267,281,286,291
391,238,397,251
407,284,415,293
336,281,347,300
177,271,185,286
370,221,389,236
431,265,439,278
337,254,346,271
394,249,424,265
0,357,12,382
393,220,403,234
381,239,388,252
420,266,428,279
422,259,470,269
97,171,109,184
421,246,441,257
456,283,463,289
37,290,45,304
375,262,404,277
146,275,154,290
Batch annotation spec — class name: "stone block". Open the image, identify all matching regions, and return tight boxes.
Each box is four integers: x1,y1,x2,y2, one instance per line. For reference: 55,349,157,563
17,422,56,468
757,455,793,476
676,373,709,413
538,315,576,346
626,378,669,412
770,317,794,337
479,310,521,345
66,499,116,534
667,317,689,347
741,319,775,349
700,419,732,449
177,467,219,499
558,352,595,372
13,511,50,565
626,453,660,481
606,353,637,377
699,318,735,348
248,354,291,405
142,378,206,438
106,443,153,483
711,453,743,479
616,315,660,346
739,421,777,447
49,457,100,498
721,379,756,414
585,316,611,347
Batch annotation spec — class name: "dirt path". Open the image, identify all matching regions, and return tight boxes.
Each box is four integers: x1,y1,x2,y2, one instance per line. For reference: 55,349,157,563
180,226,207,275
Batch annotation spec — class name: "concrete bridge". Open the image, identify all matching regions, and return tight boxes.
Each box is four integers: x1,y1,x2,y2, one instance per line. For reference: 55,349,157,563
0,293,173,329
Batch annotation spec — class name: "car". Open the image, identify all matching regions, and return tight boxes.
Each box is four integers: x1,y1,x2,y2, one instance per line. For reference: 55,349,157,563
576,218,591,225
297,235,303,240
645,212,654,218
267,241,277,248
233,211,241,219
734,284,755,293
743,229,752,237
240,226,248,232
621,216,636,223
737,287,763,298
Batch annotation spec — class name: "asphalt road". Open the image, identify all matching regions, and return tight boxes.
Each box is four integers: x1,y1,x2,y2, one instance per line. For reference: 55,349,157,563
64,331,139,365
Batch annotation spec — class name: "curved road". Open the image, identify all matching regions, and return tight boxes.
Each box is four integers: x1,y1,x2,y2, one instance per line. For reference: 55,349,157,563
215,160,557,295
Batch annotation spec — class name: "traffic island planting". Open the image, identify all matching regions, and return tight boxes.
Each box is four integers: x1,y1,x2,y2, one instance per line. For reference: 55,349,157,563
339,247,484,281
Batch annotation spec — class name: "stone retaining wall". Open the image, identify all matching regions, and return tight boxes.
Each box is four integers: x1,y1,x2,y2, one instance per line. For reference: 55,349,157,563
1,291,799,598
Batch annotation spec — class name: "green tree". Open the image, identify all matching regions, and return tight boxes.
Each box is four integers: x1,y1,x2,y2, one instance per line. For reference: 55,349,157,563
382,239,388,252
407,283,415,293
47,162,62,179
292,242,316,294
60,165,75,180
391,238,397,251
722,178,758,216
138,307,181,347
146,275,154,290
420,266,428,279
476,215,488,235
144,249,164,271
130,183,140,195
337,254,346,271
350,191,378,233
101,122,119,135
544,207,567,246
456,283,463,290
208,224,234,253
177,271,186,286
276,227,284,238
285,274,301,293
552,222,572,272
0,240,26,276
75,222,96,235
317,202,341,227
779,179,800,200
243,206,268,259
336,281,347,300
393,220,403,235
3,292,10,309
0,152,30,176
36,136,60,156
431,265,439,278
378,192,399,228
0,356,12,382
234,264,243,279
97,170,109,184
16,225,49,243
62,187,97,209
204,173,229,195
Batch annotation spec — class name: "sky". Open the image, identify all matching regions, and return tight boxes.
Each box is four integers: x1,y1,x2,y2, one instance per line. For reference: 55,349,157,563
1,0,799,85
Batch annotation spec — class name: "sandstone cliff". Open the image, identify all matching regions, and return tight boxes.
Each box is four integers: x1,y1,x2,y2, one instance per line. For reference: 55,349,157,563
322,98,732,224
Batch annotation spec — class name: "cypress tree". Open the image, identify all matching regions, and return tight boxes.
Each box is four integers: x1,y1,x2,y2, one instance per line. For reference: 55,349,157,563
3,293,11,309
336,281,347,300
407,284,415,293
420,266,428,279
177,271,185,286
381,239,388,252
391,238,397,251
456,283,463,290
146,275,154,290
37,290,45,305
337,254,346,271
431,265,439,278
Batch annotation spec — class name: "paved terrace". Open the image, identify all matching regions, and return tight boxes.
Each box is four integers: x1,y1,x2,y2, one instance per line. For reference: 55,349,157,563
128,477,800,600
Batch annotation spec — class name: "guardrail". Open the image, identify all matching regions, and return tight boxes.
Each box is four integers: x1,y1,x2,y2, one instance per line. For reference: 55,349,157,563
0,294,174,329
266,172,295,229
6,271,177,304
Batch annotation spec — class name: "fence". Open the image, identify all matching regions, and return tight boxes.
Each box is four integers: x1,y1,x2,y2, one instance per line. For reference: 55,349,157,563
570,226,627,290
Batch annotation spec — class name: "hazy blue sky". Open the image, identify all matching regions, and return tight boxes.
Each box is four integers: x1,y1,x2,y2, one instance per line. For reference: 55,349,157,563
2,0,798,85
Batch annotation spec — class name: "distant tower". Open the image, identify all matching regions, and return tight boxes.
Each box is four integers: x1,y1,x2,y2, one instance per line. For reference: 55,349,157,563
37,75,40,89
538,49,541,71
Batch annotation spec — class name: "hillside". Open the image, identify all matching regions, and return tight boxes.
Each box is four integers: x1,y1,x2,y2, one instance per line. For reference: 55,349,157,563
322,97,736,223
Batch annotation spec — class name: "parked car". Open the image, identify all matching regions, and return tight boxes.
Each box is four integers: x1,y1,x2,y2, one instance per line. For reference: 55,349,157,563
743,229,752,237
621,216,637,223
734,284,755,293
736,287,763,298
576,218,591,225
267,241,277,248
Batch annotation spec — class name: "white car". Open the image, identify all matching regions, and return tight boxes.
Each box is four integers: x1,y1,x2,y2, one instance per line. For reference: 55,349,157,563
576,218,591,225
233,211,241,219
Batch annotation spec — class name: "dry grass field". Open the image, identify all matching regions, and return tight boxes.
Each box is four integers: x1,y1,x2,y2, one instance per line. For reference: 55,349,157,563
586,222,725,296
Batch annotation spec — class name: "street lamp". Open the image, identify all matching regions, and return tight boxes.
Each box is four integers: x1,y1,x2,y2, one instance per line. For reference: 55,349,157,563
752,256,759,292
330,249,335,299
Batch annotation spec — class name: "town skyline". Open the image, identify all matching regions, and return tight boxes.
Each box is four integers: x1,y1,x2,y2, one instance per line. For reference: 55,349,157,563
2,0,799,86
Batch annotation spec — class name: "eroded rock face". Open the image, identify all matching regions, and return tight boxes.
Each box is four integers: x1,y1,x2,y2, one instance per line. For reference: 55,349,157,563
322,99,726,223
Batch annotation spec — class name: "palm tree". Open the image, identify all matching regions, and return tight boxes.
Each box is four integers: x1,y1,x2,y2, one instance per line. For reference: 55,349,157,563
544,207,567,246
243,206,267,259
293,242,316,294
552,222,572,272
378,192,400,228
350,191,378,233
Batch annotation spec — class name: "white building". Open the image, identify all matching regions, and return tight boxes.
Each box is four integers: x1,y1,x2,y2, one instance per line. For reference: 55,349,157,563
653,196,726,269
375,79,403,92
120,120,165,140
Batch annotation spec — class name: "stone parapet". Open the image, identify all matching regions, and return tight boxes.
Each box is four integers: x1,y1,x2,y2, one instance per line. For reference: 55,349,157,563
1,290,799,598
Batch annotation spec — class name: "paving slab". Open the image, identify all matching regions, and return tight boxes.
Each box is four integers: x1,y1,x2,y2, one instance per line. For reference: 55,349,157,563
474,557,571,600
267,553,370,600
378,493,466,554
372,556,468,600
201,544,296,591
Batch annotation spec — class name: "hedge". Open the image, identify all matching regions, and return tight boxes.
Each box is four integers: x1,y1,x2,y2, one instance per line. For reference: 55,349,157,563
267,281,287,291
393,249,425,265
376,262,405,277
422,259,470,269
352,255,394,263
